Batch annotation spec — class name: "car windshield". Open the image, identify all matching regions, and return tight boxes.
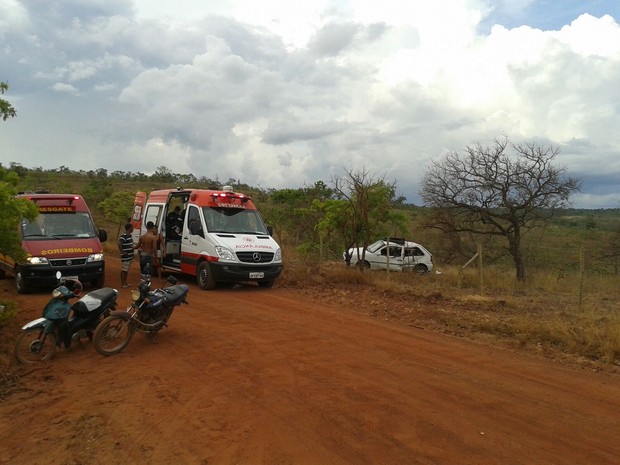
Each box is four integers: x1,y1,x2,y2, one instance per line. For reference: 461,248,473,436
202,207,269,235
367,240,385,253
21,212,97,239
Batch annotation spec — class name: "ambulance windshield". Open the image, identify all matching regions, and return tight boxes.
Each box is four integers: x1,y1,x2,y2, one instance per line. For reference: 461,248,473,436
202,207,269,235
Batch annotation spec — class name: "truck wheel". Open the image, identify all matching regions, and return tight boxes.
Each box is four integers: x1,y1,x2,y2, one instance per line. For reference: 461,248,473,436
197,261,216,290
16,271,29,294
91,275,105,289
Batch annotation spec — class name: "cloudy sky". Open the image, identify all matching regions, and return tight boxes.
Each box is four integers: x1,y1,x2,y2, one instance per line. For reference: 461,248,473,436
1,0,619,208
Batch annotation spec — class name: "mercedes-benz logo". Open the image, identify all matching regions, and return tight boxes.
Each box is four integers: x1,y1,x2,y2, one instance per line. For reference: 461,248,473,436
252,252,261,262
66,259,72,266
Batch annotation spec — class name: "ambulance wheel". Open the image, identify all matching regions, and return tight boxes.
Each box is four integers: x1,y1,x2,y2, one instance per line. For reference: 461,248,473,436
197,262,216,290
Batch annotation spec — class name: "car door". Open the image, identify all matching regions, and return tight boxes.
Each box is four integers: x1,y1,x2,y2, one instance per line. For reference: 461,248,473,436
372,244,403,270
387,245,404,271
403,247,419,270
404,246,431,271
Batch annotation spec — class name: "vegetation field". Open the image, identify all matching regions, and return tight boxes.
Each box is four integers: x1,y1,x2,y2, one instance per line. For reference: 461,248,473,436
1,165,619,367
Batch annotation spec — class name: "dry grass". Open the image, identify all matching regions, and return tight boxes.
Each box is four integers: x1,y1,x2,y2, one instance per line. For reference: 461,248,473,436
0,369,25,401
280,255,620,367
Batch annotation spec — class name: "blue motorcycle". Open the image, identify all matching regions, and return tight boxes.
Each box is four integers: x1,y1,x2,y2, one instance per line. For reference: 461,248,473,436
93,275,189,356
14,273,119,363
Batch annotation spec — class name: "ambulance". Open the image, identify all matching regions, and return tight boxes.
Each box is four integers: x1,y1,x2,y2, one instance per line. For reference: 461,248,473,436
0,193,108,293
131,187,283,289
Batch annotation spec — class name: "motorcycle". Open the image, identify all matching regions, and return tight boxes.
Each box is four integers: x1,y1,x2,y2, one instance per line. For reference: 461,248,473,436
93,274,189,356
14,273,119,364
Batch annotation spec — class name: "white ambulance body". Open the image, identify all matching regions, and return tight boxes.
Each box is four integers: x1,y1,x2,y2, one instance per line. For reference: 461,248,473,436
131,187,282,289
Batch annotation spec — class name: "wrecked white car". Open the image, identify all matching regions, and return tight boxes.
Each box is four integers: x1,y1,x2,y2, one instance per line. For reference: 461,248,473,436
344,238,433,273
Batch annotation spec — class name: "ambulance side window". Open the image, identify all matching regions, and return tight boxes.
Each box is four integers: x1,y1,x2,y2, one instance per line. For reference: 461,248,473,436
187,206,204,238
144,205,162,230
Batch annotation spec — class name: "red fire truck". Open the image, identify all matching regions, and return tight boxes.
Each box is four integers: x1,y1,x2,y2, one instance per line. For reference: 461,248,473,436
0,193,108,293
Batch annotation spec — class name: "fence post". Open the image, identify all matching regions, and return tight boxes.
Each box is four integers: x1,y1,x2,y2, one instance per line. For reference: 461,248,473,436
578,246,585,311
386,237,391,278
478,242,483,294
459,249,480,291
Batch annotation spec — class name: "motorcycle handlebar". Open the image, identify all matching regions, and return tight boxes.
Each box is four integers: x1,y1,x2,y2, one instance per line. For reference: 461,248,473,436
59,278,83,296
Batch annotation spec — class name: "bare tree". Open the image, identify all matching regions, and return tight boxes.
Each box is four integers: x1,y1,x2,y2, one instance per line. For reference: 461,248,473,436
421,137,581,281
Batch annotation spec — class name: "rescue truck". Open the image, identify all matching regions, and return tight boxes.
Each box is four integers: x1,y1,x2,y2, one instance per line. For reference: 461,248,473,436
0,193,108,293
131,186,282,289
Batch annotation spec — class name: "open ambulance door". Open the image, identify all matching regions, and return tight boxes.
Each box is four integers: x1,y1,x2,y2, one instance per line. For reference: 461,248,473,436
131,191,147,244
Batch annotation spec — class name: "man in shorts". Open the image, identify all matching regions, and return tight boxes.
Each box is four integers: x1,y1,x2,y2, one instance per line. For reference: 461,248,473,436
118,223,135,288
137,221,159,281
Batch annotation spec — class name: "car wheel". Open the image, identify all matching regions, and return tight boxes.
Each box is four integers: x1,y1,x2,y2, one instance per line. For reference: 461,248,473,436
414,264,428,274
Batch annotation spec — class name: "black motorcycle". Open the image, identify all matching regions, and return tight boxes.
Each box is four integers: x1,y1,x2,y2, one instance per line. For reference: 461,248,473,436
93,275,189,356
15,274,119,363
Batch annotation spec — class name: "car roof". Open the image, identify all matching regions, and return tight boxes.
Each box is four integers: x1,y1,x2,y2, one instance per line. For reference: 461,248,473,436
384,239,420,247
383,239,431,254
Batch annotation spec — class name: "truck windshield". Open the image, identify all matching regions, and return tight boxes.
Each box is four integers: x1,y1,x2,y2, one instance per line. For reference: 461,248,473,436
202,207,269,235
21,212,97,239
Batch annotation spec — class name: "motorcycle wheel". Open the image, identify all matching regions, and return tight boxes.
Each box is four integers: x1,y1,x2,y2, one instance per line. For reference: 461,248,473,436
15,328,57,364
93,315,135,356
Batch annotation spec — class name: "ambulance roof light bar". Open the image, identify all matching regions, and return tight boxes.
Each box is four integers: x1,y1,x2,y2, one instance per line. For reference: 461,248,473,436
210,187,251,202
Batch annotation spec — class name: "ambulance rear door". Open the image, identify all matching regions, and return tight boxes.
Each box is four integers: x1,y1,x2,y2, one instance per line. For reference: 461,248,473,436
130,191,147,244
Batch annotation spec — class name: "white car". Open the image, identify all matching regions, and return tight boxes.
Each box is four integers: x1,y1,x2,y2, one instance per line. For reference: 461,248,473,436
344,238,433,273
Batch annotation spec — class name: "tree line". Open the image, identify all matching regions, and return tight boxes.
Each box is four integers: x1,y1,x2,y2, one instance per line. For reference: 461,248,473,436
1,81,587,281
0,162,409,268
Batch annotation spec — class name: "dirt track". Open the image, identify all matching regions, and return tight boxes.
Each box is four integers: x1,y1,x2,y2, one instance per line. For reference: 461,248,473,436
1,258,619,465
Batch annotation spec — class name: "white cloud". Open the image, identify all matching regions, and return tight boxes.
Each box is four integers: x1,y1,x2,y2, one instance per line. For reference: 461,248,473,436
51,82,79,94
555,14,620,56
0,0,30,32
0,0,619,208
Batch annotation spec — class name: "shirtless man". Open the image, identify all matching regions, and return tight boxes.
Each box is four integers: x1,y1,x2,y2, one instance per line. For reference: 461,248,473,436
137,221,159,281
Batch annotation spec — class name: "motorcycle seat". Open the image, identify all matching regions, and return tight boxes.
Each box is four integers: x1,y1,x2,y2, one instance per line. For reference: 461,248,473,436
162,284,189,306
72,288,119,316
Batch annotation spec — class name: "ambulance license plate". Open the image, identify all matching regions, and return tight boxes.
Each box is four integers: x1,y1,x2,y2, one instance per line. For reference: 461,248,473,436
249,272,264,279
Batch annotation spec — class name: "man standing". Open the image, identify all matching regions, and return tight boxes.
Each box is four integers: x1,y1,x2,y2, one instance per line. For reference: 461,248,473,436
151,223,163,280
118,223,134,288
137,221,159,281
166,206,183,240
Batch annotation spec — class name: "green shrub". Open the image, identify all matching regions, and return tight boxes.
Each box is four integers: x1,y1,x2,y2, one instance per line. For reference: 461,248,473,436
0,300,17,327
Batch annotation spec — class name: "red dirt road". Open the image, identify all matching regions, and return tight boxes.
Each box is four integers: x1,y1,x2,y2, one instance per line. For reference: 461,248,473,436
1,258,619,465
